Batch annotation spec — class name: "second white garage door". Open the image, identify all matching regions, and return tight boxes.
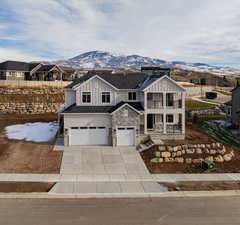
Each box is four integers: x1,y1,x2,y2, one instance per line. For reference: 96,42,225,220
117,127,135,146
70,127,109,146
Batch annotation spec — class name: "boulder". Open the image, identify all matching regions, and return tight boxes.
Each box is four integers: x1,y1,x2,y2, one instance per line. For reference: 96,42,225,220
193,158,203,164
172,152,177,158
216,142,221,148
196,148,202,154
182,150,186,155
223,154,232,162
176,151,182,157
150,158,159,163
173,146,179,152
161,152,171,158
175,157,184,163
206,144,211,149
185,158,192,164
205,149,210,154
186,149,195,154
210,150,217,155
167,146,174,152
217,149,226,155
155,151,161,158
205,156,214,162
159,146,166,151
164,157,175,162
214,155,224,163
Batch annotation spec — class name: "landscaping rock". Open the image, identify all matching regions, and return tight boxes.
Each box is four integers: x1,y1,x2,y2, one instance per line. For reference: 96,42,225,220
172,152,177,158
167,146,173,152
185,158,192,164
176,151,182,157
205,156,214,162
192,158,203,164
186,149,195,154
210,150,217,155
214,155,224,163
158,146,166,151
196,148,202,154
164,157,174,162
155,151,161,158
175,157,184,163
223,154,232,162
161,152,171,158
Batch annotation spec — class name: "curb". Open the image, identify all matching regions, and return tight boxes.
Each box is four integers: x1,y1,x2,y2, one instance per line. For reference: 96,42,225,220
0,190,240,199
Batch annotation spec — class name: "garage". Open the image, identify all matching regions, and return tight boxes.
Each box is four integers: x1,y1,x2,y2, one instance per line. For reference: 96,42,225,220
117,127,135,146
69,127,109,146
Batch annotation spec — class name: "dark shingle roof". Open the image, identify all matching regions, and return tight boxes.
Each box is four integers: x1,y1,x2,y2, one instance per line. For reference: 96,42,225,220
36,65,57,72
109,101,144,113
67,72,148,89
0,61,29,71
62,102,144,114
29,63,41,71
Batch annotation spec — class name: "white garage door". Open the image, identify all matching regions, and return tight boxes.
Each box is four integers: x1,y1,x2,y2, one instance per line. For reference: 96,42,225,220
117,127,135,146
70,127,109,146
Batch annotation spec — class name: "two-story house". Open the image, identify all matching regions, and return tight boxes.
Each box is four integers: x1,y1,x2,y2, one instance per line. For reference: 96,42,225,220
60,71,186,146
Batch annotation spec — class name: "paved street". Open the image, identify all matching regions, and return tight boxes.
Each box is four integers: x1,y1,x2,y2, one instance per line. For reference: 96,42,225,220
0,197,240,225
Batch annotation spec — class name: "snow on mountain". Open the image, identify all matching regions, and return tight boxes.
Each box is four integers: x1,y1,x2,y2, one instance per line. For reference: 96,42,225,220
51,50,240,77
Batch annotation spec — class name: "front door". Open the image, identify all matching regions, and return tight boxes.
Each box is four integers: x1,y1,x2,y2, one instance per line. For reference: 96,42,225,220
147,114,155,129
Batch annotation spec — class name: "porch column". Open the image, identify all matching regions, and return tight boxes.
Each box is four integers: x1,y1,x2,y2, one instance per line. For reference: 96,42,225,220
163,113,167,134
163,92,166,109
182,112,185,134
144,92,148,134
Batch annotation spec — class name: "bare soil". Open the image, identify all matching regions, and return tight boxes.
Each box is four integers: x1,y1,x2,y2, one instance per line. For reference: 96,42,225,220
0,114,62,173
0,182,55,192
161,181,240,191
141,126,240,173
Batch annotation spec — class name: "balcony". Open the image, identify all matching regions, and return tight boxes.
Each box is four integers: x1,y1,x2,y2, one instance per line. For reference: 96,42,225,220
147,99,183,109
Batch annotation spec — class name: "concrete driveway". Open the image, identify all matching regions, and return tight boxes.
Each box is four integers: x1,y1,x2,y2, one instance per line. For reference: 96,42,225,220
60,146,150,176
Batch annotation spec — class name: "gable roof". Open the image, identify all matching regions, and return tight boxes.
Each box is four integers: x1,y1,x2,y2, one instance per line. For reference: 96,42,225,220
66,72,148,90
141,75,186,92
61,101,144,114
29,63,42,71
36,65,58,72
0,61,30,71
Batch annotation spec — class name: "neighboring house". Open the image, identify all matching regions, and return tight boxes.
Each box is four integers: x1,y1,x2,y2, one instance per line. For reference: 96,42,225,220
0,61,40,80
59,66,78,81
141,67,171,77
224,100,232,122
231,84,240,128
31,65,63,81
60,71,186,147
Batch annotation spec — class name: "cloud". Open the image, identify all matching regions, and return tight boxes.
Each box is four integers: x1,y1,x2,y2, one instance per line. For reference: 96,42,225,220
0,47,47,62
1,0,240,64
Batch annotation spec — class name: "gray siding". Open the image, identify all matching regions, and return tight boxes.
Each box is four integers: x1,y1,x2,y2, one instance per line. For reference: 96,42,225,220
65,89,76,107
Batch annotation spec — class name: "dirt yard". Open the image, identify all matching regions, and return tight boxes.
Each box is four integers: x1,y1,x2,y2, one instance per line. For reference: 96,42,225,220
0,182,55,192
0,114,62,173
141,126,240,174
161,181,240,191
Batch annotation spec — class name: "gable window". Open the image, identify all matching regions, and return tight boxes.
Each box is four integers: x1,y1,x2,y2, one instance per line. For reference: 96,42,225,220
102,92,110,103
82,92,91,103
166,114,174,123
128,92,137,101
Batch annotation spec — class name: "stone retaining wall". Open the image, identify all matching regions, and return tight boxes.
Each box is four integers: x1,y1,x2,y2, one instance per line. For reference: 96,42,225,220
151,142,234,164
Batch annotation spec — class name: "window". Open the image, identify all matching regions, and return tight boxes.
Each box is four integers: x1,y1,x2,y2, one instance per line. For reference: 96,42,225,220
166,114,174,123
102,92,110,103
82,92,91,103
166,93,174,107
128,92,137,101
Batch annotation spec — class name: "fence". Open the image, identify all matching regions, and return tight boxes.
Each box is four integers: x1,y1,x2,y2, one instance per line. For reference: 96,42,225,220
0,80,71,88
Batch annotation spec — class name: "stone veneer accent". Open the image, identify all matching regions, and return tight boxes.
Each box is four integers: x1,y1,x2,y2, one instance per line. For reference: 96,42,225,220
112,105,141,146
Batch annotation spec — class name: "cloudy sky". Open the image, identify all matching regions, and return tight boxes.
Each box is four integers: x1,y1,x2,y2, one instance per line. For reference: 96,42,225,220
0,0,240,65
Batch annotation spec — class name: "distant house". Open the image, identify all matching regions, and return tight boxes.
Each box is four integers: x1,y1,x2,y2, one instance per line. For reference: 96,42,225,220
0,60,77,81
141,67,171,77
0,61,40,80
231,83,240,128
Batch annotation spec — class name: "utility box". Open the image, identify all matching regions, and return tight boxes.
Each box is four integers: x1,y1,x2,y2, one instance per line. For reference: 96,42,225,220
202,160,215,171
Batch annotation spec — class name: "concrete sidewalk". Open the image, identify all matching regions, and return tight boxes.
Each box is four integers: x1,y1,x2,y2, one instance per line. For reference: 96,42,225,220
1,173,240,182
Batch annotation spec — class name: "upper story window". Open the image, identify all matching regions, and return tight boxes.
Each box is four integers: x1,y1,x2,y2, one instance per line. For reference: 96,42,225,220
128,92,137,101
166,93,174,107
82,92,91,103
102,92,110,103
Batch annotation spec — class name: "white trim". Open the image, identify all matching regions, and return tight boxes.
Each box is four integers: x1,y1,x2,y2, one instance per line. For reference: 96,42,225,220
110,103,143,115
143,75,186,92
73,75,118,91
81,91,92,104
101,91,111,104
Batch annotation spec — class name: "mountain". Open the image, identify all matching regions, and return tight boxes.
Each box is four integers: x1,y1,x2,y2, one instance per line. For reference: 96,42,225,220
49,50,240,77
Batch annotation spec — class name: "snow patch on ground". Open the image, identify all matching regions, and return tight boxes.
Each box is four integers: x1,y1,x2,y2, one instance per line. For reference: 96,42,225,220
5,122,59,142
